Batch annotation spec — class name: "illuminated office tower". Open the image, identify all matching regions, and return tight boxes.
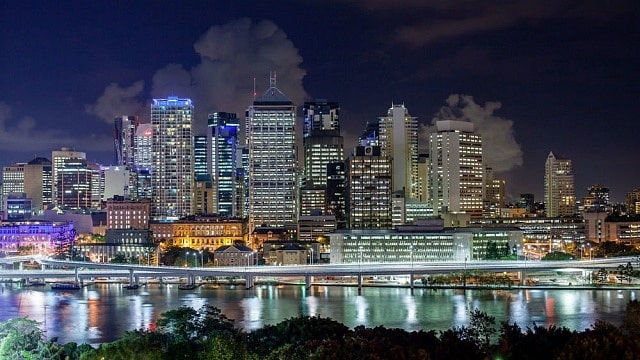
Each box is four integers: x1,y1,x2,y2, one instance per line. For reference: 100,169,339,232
133,123,153,169
301,100,343,216
544,151,575,217
150,97,194,220
57,157,93,209
325,161,346,229
246,75,297,232
428,120,484,219
346,145,392,229
51,148,86,206
208,112,240,217
378,104,418,199
483,166,506,218
417,154,429,203
1,163,26,199
131,123,153,200
194,135,209,181
192,135,213,215
0,158,53,215
236,145,249,219
114,115,138,167
24,157,53,213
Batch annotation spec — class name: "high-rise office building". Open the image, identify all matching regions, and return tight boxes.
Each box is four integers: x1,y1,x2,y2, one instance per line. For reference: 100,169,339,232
544,151,575,217
582,184,610,213
150,97,194,220
378,104,418,199
2,157,53,215
193,134,213,215
346,145,392,229
428,120,484,219
1,163,26,199
301,100,343,216
57,157,93,209
24,157,53,213
325,161,346,228
246,75,297,232
483,166,506,218
52,148,86,206
208,112,240,217
132,123,153,201
193,135,209,181
302,100,343,186
114,115,139,167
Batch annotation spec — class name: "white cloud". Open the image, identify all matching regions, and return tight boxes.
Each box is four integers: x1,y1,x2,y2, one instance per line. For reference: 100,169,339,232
85,81,146,123
422,94,523,172
149,18,308,135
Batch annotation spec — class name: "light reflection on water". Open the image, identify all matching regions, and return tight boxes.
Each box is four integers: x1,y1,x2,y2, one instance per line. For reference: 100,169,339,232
0,283,635,346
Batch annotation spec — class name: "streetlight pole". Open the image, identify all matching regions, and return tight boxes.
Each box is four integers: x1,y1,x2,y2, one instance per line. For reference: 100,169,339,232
309,248,314,265
185,251,189,267
409,245,414,269
193,253,197,267
200,250,203,267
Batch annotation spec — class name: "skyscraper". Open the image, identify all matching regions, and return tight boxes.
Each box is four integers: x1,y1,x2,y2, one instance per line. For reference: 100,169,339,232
246,75,297,232
132,123,153,201
57,157,93,209
428,120,484,218
151,97,194,220
24,157,53,213
114,115,139,167
51,148,86,206
301,100,344,216
325,161,346,228
544,151,575,217
208,112,240,217
346,145,392,229
378,104,418,199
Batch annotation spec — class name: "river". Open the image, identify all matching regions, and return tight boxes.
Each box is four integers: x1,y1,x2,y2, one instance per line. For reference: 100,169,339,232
0,282,636,346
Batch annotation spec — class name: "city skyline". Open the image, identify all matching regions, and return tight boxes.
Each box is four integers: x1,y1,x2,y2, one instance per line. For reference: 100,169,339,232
1,1,638,202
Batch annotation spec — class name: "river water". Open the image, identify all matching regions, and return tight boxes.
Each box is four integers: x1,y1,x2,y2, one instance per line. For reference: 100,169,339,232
0,282,636,346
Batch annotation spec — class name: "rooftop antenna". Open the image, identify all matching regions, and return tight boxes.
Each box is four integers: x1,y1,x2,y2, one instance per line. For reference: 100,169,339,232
270,71,277,88
253,77,256,99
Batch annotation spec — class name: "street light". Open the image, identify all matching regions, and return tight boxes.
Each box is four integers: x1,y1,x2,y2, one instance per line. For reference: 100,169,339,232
185,251,189,267
200,250,204,267
309,248,314,265
193,253,198,267
409,245,414,269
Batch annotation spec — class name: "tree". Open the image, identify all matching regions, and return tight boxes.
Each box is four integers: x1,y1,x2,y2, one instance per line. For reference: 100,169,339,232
486,241,499,260
595,268,608,283
0,318,61,359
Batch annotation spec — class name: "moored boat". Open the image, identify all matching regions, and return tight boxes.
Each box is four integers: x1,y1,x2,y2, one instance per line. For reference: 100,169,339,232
178,284,199,290
51,282,81,290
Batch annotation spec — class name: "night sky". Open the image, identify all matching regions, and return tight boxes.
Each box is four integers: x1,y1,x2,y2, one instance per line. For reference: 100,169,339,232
1,1,638,202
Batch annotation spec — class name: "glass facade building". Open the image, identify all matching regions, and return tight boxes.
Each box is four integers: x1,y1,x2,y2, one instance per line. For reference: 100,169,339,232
150,97,194,220
208,112,240,217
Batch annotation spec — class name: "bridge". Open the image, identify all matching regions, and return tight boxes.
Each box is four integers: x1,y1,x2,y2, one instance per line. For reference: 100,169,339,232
1,256,636,292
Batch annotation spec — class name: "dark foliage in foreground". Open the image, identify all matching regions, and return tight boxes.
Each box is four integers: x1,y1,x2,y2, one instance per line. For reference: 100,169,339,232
2,301,640,359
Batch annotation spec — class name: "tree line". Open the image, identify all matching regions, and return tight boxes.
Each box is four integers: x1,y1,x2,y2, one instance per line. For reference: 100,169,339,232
2,301,640,359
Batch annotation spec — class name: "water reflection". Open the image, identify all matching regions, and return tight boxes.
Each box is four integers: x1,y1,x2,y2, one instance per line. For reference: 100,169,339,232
0,283,635,346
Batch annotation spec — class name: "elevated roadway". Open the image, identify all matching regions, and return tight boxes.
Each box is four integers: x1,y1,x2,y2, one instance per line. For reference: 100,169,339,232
1,256,635,291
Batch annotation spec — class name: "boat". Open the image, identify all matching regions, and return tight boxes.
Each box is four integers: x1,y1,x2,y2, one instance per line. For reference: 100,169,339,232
24,280,46,287
124,284,140,290
178,284,199,290
51,282,81,290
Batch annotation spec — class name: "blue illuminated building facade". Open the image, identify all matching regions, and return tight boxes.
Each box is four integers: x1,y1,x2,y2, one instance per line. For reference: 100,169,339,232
208,112,240,217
